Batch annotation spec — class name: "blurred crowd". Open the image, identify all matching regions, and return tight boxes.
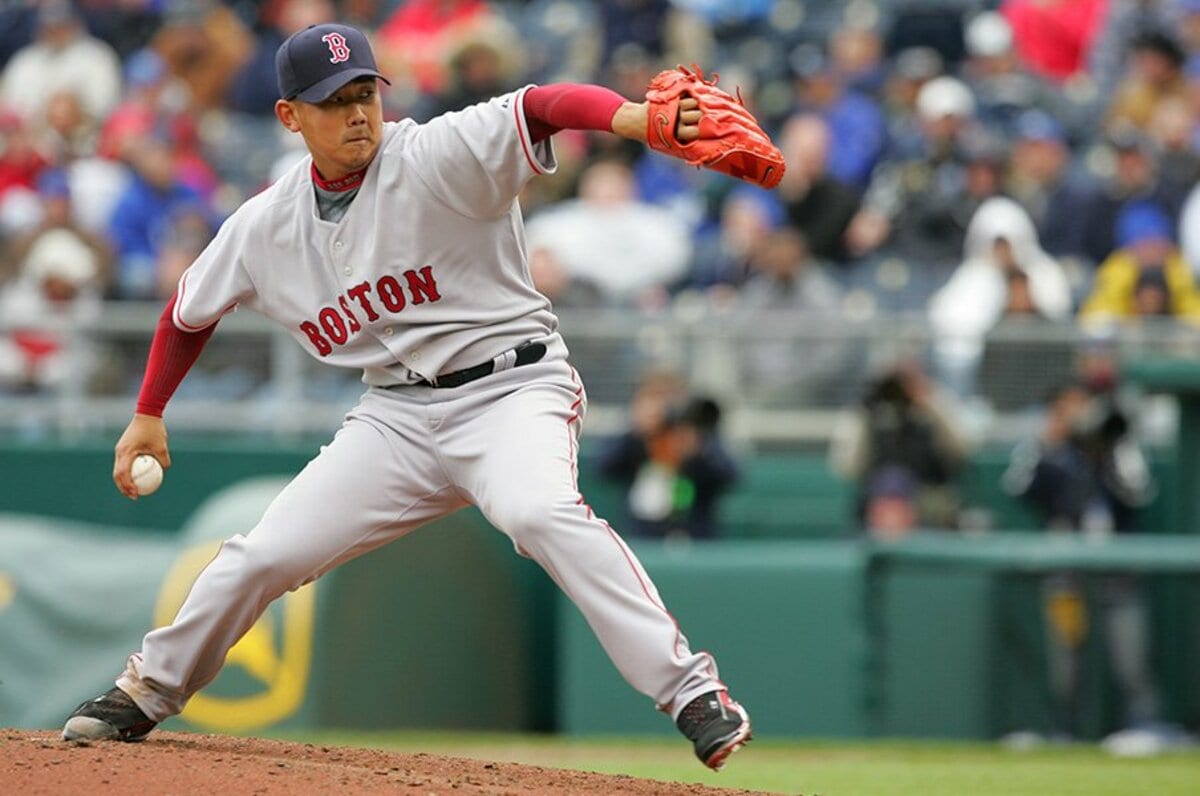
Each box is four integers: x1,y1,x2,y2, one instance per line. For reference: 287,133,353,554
4,0,1200,392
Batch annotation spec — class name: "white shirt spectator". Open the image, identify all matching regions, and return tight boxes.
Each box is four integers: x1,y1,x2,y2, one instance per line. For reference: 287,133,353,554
0,228,102,392
1,8,122,123
929,196,1072,393
525,161,691,306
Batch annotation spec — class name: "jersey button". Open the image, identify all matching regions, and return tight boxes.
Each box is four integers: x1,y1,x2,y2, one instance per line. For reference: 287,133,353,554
411,351,421,360
383,327,393,336
343,266,352,275
334,240,344,249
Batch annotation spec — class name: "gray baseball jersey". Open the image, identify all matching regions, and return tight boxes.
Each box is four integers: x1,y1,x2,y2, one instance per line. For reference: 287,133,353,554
174,91,557,386
116,87,724,724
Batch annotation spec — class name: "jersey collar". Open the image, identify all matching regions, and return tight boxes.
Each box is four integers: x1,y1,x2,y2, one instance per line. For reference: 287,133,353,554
311,163,368,192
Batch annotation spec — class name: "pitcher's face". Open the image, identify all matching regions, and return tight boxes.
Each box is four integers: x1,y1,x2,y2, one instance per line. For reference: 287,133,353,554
276,77,383,179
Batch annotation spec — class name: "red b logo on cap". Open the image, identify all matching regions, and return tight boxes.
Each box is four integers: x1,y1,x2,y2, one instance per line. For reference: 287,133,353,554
322,32,350,64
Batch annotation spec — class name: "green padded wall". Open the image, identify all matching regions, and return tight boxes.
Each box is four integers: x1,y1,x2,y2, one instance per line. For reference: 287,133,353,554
0,435,320,532
870,563,995,738
556,541,869,737
309,509,557,731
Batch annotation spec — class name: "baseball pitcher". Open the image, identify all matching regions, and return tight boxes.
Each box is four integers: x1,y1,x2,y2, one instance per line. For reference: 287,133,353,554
61,23,783,770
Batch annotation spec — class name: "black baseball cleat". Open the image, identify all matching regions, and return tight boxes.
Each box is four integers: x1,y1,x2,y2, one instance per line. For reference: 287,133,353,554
62,687,157,742
676,690,752,771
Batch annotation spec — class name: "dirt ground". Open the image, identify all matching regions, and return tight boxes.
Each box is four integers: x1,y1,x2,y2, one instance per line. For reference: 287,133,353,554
0,730,769,795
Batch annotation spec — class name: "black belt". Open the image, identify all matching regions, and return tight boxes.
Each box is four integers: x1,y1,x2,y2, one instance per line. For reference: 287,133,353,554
417,341,546,388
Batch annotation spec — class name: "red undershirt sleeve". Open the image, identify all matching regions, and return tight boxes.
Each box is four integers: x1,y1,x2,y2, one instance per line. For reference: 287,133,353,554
523,83,628,143
135,291,217,417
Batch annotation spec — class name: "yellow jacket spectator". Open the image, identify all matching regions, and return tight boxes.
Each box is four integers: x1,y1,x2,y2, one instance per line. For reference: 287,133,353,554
1080,202,1200,324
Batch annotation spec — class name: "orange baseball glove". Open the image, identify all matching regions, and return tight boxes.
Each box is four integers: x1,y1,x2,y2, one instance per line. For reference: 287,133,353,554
645,65,785,190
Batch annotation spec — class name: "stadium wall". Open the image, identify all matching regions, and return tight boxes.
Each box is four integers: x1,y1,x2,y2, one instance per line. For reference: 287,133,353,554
1,438,1196,739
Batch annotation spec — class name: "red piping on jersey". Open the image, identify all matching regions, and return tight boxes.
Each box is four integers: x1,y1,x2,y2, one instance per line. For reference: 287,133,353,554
310,162,368,192
172,269,206,331
173,268,236,332
561,366,706,673
514,88,541,174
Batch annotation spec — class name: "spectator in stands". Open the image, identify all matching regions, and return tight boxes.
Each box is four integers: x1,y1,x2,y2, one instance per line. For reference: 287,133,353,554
0,110,47,223
881,46,944,163
98,48,174,161
788,42,888,190
524,159,691,309
1080,201,1200,325
0,227,103,393
0,0,121,125
152,0,254,112
686,185,781,293
1078,126,1175,268
775,113,861,266
1146,96,1200,193
597,369,739,540
854,77,1002,272
107,133,206,299
829,21,886,96
829,359,970,538
1089,0,1179,99
1001,379,1182,751
96,44,217,204
60,156,129,244
962,11,1068,137
75,0,162,61
854,73,974,264
595,0,712,79
1107,30,1190,134
1,168,112,294
736,228,841,313
375,0,503,97
1005,109,1091,264
1144,95,1200,223
733,227,845,405
38,89,96,165
152,201,216,301
428,20,526,119
226,0,338,117
504,0,603,87
929,196,1073,398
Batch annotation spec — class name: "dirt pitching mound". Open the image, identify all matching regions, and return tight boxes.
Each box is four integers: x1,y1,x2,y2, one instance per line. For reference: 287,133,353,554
1,730,768,795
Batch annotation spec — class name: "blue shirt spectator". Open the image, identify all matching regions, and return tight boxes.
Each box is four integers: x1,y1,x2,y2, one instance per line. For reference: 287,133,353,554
790,45,889,190
107,135,203,299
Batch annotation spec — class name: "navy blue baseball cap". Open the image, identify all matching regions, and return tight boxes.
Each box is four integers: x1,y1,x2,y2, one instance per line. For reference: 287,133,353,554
276,24,389,103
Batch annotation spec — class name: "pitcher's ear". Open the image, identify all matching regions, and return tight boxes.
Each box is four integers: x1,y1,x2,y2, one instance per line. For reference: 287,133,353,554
275,99,301,132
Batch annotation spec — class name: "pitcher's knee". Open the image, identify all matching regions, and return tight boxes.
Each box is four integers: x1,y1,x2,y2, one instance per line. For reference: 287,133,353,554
491,495,578,547
216,535,309,596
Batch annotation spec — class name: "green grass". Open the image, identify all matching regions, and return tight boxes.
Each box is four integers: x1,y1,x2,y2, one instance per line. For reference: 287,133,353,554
260,730,1200,795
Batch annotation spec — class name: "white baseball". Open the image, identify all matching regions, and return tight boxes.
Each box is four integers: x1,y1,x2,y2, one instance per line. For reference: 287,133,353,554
131,454,164,496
